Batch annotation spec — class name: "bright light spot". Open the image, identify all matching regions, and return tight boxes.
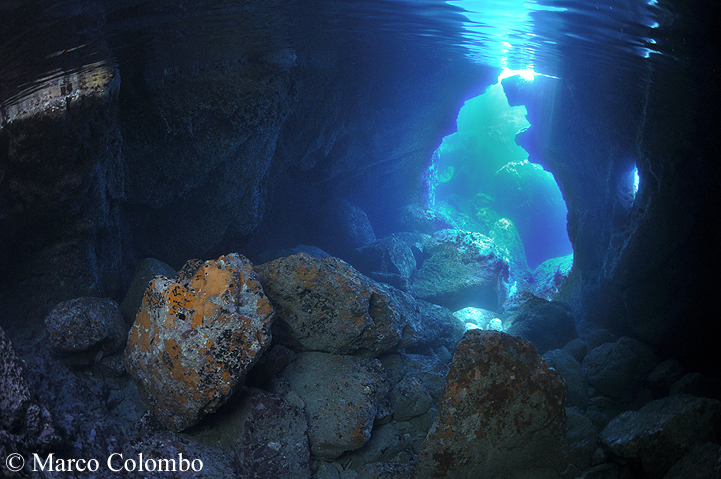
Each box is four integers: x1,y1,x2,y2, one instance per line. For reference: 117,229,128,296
499,68,536,82
633,167,640,195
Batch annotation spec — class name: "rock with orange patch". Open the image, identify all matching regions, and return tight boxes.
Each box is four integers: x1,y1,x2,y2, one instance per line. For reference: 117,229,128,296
124,253,274,431
281,351,390,460
256,253,462,357
416,330,569,479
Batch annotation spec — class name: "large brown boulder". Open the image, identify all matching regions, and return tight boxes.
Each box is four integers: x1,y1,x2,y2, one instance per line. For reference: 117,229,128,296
124,253,274,431
416,330,569,479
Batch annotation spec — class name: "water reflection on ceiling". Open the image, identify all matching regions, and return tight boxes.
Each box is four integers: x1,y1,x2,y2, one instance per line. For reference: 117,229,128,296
450,0,669,77
0,0,676,123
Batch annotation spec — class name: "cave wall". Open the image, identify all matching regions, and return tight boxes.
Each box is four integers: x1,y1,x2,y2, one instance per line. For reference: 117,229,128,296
504,0,721,370
0,2,493,333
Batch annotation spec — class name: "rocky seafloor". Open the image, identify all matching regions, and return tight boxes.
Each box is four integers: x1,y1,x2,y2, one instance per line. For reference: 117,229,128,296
3,222,721,479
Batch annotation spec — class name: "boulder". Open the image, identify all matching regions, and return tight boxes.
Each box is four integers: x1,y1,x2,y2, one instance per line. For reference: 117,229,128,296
44,296,127,366
663,442,721,479
281,351,390,460
352,232,428,292
256,253,461,357
397,203,455,234
388,374,433,421
543,348,589,410
317,197,377,257
232,388,311,479
0,327,60,460
505,296,577,354
582,337,658,400
600,395,721,479
533,254,573,301
120,258,176,323
124,253,274,431
489,217,533,293
565,407,599,471
416,330,569,479
412,229,510,311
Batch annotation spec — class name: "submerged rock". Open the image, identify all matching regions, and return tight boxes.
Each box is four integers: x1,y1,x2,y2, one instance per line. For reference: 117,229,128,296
0,326,60,461
120,258,176,323
600,395,721,479
124,253,274,431
352,232,428,292
397,203,455,234
505,296,577,354
281,351,390,460
416,330,569,479
256,253,460,357
44,296,127,366
412,229,510,311
232,388,311,479
533,254,573,301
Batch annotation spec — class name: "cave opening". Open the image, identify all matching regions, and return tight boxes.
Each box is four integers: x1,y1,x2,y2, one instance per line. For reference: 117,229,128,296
429,70,573,271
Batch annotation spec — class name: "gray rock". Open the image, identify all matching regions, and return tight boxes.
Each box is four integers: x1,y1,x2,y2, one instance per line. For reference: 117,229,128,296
533,254,573,301
120,258,176,323
600,395,721,479
356,462,416,479
44,296,127,366
669,372,721,400
416,330,569,479
663,441,721,479
344,423,407,470
565,407,599,470
397,203,455,234
563,337,587,364
379,352,449,405
544,349,589,410
281,351,390,460
505,297,577,354
582,337,655,400
412,229,510,311
0,327,60,460
318,197,377,257
645,359,685,397
256,253,461,357
233,389,311,479
388,374,433,421
352,232,428,292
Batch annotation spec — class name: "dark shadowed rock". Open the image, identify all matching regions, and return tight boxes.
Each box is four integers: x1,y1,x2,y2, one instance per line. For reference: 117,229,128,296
582,336,658,400
124,253,274,431
544,348,589,410
412,229,510,311
256,253,461,357
44,296,127,366
233,388,311,479
281,351,390,460
352,232,428,292
0,327,60,463
663,441,721,479
120,258,176,324
565,406,599,471
600,395,721,479
416,330,569,479
388,374,433,421
505,296,577,354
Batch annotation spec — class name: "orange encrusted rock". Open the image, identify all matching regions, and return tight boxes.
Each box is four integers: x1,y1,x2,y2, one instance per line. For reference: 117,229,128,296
124,253,274,431
416,330,569,479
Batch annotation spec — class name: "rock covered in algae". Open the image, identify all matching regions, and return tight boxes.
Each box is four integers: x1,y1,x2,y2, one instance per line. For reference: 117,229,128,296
124,253,274,431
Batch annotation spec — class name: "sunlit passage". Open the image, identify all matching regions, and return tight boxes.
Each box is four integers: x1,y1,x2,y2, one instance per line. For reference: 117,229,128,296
430,72,573,271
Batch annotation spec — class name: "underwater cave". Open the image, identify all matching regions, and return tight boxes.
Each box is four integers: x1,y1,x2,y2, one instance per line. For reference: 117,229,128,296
1,0,720,477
